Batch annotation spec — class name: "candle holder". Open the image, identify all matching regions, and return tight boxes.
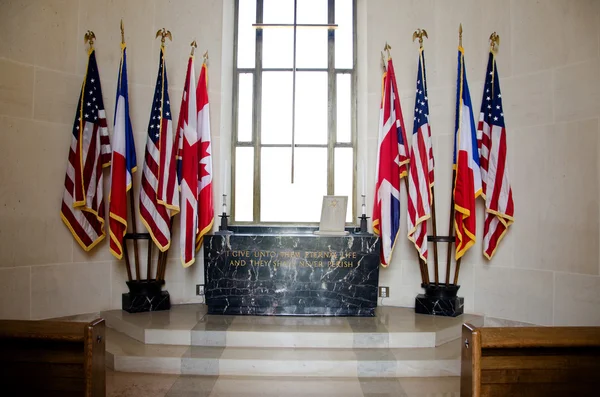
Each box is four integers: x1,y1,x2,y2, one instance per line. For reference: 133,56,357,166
354,195,370,235
354,214,370,235
216,194,234,235
217,212,234,235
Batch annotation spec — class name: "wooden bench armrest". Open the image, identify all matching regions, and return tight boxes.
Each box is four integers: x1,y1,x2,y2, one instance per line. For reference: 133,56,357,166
0,319,103,342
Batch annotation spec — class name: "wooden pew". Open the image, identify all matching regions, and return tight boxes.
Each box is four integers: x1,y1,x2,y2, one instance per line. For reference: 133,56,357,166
0,318,105,397
461,323,600,397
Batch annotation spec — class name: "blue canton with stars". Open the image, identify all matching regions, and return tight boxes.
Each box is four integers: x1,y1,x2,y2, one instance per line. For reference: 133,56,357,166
480,53,505,128
413,50,430,134
148,48,172,143
73,50,105,136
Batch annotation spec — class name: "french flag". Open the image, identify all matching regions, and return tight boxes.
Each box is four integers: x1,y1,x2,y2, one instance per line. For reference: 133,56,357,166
453,46,482,260
109,45,137,259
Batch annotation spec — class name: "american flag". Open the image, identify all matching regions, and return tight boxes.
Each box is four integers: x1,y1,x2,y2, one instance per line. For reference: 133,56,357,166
196,61,214,252
373,58,409,267
109,44,137,259
477,51,514,259
453,46,482,260
177,55,198,267
140,47,179,251
60,49,111,251
407,49,435,262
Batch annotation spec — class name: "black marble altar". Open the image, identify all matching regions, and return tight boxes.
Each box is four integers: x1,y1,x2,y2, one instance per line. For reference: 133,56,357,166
414,283,464,317
203,226,380,317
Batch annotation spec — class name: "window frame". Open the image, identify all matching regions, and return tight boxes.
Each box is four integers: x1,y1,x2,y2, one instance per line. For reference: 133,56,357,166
231,0,358,225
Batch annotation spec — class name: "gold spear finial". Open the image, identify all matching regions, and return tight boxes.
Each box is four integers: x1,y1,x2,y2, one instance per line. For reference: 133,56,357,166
489,31,500,53
84,30,96,50
120,19,125,44
203,50,209,63
412,29,429,48
383,42,391,60
459,23,463,47
190,40,197,56
155,28,172,45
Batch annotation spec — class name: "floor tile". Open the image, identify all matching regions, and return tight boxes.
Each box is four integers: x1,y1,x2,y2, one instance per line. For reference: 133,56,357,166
359,376,460,397
208,376,364,397
166,375,219,397
106,368,179,397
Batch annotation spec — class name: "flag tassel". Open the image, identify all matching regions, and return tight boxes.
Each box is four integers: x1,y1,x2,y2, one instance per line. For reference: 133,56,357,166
445,169,457,285
406,177,430,285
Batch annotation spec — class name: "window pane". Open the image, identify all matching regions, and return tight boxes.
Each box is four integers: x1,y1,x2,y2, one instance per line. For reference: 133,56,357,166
237,73,253,142
297,0,327,24
336,73,351,142
235,147,254,222
295,72,327,144
263,0,294,23
296,29,327,68
334,147,353,222
261,147,327,222
237,0,256,68
335,0,353,69
262,72,292,144
262,29,293,68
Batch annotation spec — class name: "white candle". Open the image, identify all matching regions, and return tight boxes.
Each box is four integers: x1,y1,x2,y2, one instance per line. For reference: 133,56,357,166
360,161,366,196
361,194,366,216
222,194,227,214
223,159,229,196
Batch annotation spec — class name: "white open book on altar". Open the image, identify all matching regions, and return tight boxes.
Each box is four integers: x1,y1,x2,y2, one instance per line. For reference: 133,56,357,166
313,196,349,236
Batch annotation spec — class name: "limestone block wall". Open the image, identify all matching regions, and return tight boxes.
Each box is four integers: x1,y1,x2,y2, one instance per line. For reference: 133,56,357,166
0,0,599,325
360,0,600,325
0,0,231,319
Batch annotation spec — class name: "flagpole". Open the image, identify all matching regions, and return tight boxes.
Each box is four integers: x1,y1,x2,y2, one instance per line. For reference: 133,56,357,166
412,29,438,286
384,43,429,285
446,171,456,285
447,24,463,286
122,235,133,281
120,21,142,281
430,187,440,284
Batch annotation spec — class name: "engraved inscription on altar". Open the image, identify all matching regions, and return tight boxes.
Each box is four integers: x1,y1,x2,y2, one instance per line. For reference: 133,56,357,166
225,249,359,268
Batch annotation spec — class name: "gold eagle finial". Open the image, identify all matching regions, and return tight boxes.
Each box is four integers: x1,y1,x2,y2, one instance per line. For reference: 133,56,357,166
84,30,96,49
155,28,172,45
489,32,500,52
412,29,428,48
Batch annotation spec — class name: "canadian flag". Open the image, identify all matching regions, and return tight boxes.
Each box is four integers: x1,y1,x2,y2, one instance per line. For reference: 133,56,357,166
196,61,214,252
177,55,199,267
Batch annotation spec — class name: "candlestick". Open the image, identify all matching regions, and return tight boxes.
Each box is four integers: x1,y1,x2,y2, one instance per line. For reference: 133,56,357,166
217,193,234,235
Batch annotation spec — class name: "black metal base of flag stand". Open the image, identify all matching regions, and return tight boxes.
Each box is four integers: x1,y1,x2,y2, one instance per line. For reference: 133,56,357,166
413,235,464,317
414,283,464,317
121,232,171,313
123,279,171,313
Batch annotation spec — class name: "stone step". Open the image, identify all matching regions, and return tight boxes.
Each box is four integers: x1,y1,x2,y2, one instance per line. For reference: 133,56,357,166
101,304,483,349
106,327,462,378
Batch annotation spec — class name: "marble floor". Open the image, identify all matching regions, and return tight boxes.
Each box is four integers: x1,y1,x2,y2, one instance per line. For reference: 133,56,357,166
106,368,460,397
